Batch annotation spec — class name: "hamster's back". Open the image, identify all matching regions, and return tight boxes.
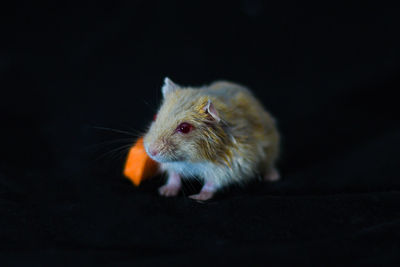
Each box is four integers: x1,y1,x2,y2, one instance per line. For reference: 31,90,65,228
204,81,252,103
202,80,276,136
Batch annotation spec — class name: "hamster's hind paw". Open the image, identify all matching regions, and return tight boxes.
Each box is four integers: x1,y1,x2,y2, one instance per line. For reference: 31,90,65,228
189,181,216,201
189,191,214,201
264,168,280,182
158,184,181,197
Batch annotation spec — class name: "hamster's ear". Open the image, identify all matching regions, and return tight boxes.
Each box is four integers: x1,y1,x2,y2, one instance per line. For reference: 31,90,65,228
203,99,221,123
162,77,180,97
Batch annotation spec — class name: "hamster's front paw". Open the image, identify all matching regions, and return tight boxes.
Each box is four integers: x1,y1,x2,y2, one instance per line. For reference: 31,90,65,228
158,184,181,197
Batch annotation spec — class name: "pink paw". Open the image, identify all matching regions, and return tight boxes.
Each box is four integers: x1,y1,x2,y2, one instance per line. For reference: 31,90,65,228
158,184,181,197
264,168,280,182
189,190,214,201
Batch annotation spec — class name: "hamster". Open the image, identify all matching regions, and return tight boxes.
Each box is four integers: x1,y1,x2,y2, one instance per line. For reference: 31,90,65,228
143,77,280,201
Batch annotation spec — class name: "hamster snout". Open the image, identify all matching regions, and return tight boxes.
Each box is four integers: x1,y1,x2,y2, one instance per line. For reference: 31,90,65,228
148,146,158,157
144,138,178,163
144,142,165,162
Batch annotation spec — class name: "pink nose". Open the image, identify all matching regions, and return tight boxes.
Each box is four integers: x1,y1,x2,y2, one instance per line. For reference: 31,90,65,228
149,147,158,157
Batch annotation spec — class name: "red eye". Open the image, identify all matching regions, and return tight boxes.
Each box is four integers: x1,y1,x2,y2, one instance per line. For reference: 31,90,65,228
153,113,157,121
177,122,193,134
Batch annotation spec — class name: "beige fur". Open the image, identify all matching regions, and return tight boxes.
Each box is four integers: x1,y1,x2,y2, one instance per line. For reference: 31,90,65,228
143,78,280,193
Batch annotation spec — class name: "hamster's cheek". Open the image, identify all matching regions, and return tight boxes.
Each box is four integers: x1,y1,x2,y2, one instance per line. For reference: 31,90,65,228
176,142,197,161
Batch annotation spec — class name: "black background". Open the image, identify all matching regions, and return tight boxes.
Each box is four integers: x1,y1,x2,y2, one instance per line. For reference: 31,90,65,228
1,0,400,265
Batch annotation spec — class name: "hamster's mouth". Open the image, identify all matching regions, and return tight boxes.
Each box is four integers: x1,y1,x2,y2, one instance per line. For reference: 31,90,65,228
144,148,175,163
144,143,182,163
148,154,166,163
148,154,177,163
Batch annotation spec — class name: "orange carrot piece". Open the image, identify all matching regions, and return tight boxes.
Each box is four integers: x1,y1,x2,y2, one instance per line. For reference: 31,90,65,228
123,137,159,186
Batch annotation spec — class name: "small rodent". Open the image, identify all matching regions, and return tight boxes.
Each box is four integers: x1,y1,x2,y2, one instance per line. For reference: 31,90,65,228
143,78,280,201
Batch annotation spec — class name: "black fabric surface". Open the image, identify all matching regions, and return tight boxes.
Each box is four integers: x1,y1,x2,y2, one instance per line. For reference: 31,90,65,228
1,0,400,265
